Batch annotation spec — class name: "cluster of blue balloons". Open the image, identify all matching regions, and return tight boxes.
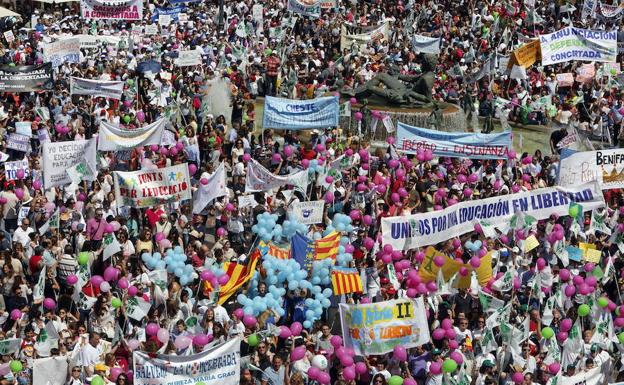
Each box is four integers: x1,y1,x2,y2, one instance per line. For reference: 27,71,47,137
241,255,333,328
307,159,324,174
141,246,197,286
282,215,308,239
310,259,333,285
164,246,198,286
252,212,282,243
336,236,354,266
327,213,355,233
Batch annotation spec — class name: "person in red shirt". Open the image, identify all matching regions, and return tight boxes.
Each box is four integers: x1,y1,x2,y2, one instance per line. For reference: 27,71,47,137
146,206,164,228
265,51,281,96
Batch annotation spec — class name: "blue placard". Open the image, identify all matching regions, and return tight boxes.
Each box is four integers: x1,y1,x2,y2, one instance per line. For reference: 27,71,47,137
566,246,583,262
262,96,339,130
151,6,186,22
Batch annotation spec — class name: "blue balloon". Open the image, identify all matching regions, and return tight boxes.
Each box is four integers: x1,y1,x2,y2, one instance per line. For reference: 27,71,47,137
303,320,312,328
244,306,254,315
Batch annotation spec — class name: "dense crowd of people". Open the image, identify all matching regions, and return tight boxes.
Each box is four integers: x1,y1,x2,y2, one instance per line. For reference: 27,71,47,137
0,1,622,385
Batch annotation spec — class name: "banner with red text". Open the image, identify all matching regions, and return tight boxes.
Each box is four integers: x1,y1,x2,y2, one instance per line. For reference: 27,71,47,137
396,121,512,160
114,163,191,208
81,0,143,20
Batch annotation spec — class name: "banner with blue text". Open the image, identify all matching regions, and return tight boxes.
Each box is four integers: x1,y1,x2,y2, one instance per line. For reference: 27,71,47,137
133,338,240,385
382,182,605,250
396,122,512,159
262,96,339,130
539,27,617,65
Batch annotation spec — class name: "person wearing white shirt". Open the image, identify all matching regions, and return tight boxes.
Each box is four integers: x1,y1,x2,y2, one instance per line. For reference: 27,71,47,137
13,219,34,248
211,304,231,325
78,333,102,376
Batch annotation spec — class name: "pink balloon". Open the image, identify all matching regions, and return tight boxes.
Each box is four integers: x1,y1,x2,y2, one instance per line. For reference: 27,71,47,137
128,286,138,296
432,328,446,340
146,323,160,336
354,112,363,121
393,345,407,361
110,368,123,381
279,326,292,339
66,274,78,285
308,367,321,380
193,334,210,346
118,277,129,289
243,315,257,327
343,366,356,381
218,274,230,285
157,328,170,344
10,309,22,320
290,321,303,336
430,362,442,375
216,227,227,237
512,372,524,384
174,335,191,350
355,362,367,375
155,232,165,242
188,164,197,176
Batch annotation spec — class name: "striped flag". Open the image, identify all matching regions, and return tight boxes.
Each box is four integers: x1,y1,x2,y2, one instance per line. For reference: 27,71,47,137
314,231,340,260
259,241,290,259
331,267,363,295
204,249,261,305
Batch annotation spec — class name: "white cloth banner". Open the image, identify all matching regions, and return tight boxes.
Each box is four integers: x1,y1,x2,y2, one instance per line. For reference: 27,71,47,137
411,34,441,54
98,118,167,151
133,338,240,385
42,139,97,188
33,356,68,385
44,38,80,68
559,149,624,190
340,21,389,50
382,182,605,250
245,159,308,193
561,366,604,385
70,77,124,100
193,163,227,214
114,163,191,208
539,26,617,65
81,0,143,20
175,50,202,67
65,34,124,50
291,200,324,224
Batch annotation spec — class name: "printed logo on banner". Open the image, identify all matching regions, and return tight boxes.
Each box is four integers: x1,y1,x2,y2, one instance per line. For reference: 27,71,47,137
292,201,324,224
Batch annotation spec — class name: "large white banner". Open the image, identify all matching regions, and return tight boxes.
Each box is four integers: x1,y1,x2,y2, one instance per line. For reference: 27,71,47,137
193,163,227,214
175,50,203,67
66,34,124,50
539,27,617,65
339,298,430,355
291,200,324,224
559,149,624,190
114,163,191,208
340,21,389,51
70,77,125,100
382,182,605,250
245,159,308,193
98,118,167,151
33,357,68,385
81,0,143,20
561,367,604,385
42,139,97,188
411,35,441,54
44,38,80,68
134,338,240,385
287,0,321,18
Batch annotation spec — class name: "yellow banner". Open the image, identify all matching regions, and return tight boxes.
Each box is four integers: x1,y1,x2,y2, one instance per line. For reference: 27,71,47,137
511,39,541,69
420,247,492,289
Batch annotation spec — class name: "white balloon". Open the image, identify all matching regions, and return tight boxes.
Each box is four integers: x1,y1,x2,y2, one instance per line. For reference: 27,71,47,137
311,355,328,370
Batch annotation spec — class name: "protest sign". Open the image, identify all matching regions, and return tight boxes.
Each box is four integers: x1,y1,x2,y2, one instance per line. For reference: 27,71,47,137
175,50,203,67
559,149,624,190
6,133,30,153
15,121,32,137
539,27,617,65
340,21,389,51
145,24,158,35
245,159,309,193
114,163,191,208
238,195,257,208
37,129,50,144
98,118,167,151
320,0,336,8
339,298,430,355
43,38,80,68
42,139,97,188
134,338,240,385
81,0,143,20
561,367,604,385
262,96,339,130
70,77,125,100
510,39,541,68
0,339,20,355
151,6,186,23
396,122,512,159
576,63,596,83
411,35,441,54
66,34,123,50
32,356,68,385
287,0,321,18
3,31,13,43
193,163,227,214
382,182,605,250
556,73,575,87
4,159,30,181
291,200,325,224
419,247,492,288
0,63,53,92
597,2,624,19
